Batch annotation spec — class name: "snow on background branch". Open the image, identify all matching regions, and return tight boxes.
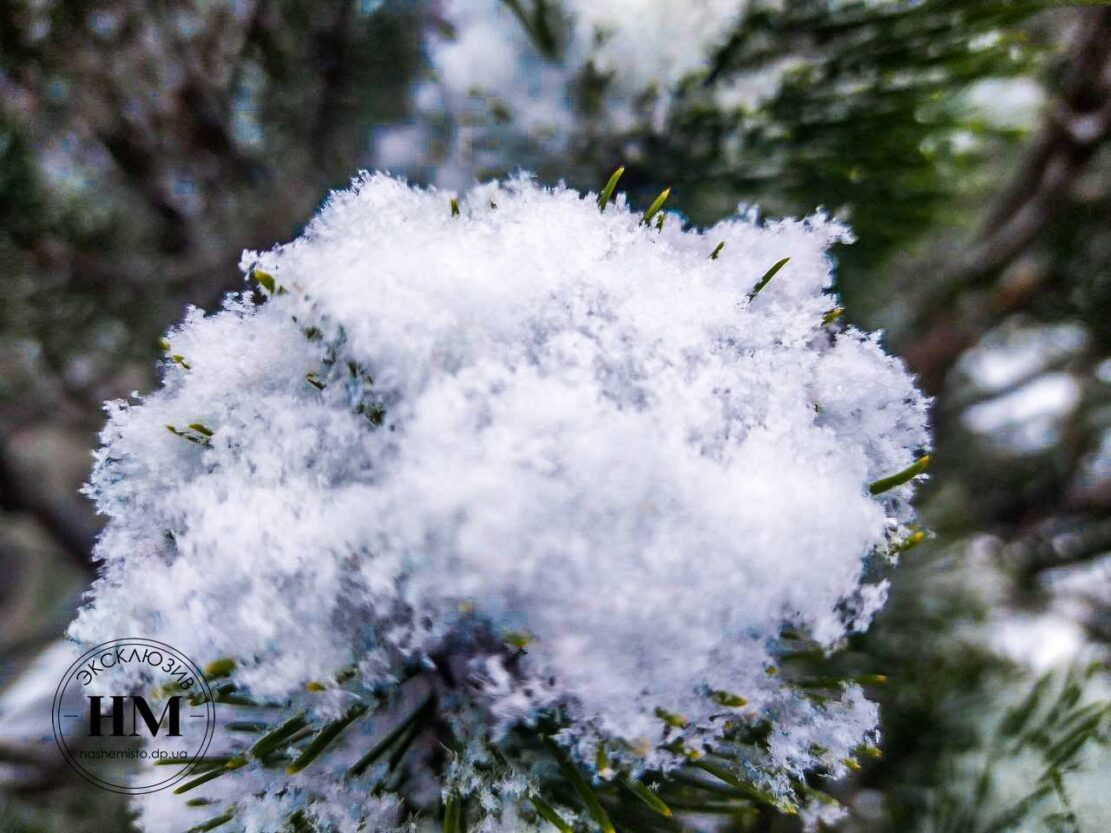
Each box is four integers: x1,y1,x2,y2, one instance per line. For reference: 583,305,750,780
378,0,774,187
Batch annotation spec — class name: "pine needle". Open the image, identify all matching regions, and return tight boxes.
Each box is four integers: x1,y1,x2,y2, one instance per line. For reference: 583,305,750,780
289,810,318,833
641,188,670,226
868,454,930,495
890,530,925,554
348,694,435,778
167,425,211,447
186,809,236,833
542,737,616,833
250,712,309,760
174,757,246,795
286,704,369,774
442,795,462,833
154,756,234,768
254,270,277,294
620,776,673,817
597,166,625,211
529,794,573,833
747,257,790,300
203,658,236,679
225,721,268,733
690,759,795,814
709,689,748,707
655,706,689,728
1000,674,1053,739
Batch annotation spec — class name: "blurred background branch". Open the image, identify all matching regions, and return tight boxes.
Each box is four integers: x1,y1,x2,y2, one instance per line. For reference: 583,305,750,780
0,430,95,575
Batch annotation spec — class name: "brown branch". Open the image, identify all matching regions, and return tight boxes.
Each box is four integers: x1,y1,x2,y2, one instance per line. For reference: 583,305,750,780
0,432,97,576
149,1,263,187
942,350,1078,415
979,6,1111,236
311,0,356,171
902,7,1111,392
1013,518,1111,578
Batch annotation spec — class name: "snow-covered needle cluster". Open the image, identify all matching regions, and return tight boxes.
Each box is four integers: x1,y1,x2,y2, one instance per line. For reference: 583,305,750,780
74,172,928,831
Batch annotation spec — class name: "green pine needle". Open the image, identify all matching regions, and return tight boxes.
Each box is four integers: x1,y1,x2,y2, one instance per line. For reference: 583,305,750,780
890,530,925,554
689,759,795,814
597,166,625,211
203,658,236,679
709,241,725,260
502,0,560,57
442,795,462,833
211,687,257,707
654,706,689,728
185,809,236,833
289,810,318,833
349,694,435,777
1000,674,1054,739
641,188,670,226
1044,708,1106,768
821,306,844,325
868,454,930,495
254,270,277,294
154,756,234,768
286,704,369,774
173,757,246,795
542,737,616,833
620,777,673,817
594,743,610,774
225,721,268,733
167,425,211,447
250,712,309,760
709,689,748,708
450,198,460,217
384,716,424,773
855,674,888,686
747,257,790,300
502,630,533,650
529,794,573,833
187,682,259,707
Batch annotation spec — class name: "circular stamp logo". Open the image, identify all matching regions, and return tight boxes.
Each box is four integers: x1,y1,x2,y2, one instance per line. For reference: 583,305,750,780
51,638,216,794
